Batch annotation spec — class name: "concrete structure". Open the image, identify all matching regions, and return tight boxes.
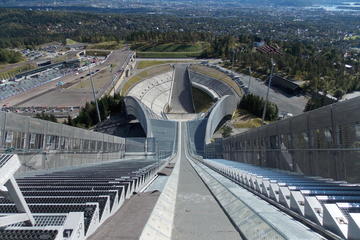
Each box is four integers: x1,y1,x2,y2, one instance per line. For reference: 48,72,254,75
204,95,238,144
128,71,173,116
270,75,302,95
0,154,35,227
169,64,195,114
189,70,239,99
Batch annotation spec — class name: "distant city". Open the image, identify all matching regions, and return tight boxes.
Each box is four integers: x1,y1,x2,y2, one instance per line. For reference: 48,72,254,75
1,0,360,10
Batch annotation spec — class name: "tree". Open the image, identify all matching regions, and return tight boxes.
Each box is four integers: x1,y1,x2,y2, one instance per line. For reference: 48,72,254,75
0,49,23,64
304,95,335,112
65,115,73,126
239,94,279,121
222,126,233,138
34,113,58,123
333,89,345,100
69,94,125,129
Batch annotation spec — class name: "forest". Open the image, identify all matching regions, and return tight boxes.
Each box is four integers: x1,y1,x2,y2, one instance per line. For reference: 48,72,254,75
0,7,359,97
0,49,23,64
202,35,359,96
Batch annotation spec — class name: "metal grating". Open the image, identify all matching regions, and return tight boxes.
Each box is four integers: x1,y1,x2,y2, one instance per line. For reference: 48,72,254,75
0,230,58,240
0,154,12,168
7,215,66,227
0,157,160,238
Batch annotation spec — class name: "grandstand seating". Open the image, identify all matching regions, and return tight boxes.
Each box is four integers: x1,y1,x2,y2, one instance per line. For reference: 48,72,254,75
0,158,159,240
189,71,237,97
0,68,74,101
204,159,360,240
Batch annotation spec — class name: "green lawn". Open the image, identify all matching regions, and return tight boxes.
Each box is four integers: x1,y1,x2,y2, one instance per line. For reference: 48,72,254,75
0,63,36,79
66,38,79,45
231,109,263,128
344,35,360,40
233,118,262,128
132,42,207,58
136,51,202,58
86,50,110,57
137,60,195,69
192,87,214,113
87,41,124,50
132,42,205,52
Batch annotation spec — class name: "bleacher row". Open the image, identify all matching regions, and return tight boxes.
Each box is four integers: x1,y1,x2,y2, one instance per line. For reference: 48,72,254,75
0,157,159,240
128,71,173,117
189,71,236,97
204,159,360,240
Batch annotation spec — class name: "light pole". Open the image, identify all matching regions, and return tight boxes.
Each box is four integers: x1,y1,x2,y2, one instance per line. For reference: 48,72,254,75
88,64,101,123
261,58,275,125
247,66,252,91
232,49,236,69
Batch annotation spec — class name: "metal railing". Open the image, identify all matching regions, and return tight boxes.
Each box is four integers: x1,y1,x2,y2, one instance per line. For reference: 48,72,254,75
213,96,360,183
0,111,126,173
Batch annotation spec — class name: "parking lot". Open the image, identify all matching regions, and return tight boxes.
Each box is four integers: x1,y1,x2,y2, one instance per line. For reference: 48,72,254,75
206,63,308,116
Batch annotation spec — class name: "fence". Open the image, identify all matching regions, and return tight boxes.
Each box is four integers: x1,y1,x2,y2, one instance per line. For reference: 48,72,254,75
0,111,125,173
217,97,360,183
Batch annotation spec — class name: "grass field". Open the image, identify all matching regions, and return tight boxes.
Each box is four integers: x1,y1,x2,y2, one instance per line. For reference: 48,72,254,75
133,42,207,58
0,63,36,79
121,64,173,95
136,51,202,58
52,51,79,63
132,42,205,52
86,50,111,57
344,35,360,40
136,60,195,69
192,87,214,113
66,38,79,45
231,109,263,128
87,41,124,50
190,65,242,96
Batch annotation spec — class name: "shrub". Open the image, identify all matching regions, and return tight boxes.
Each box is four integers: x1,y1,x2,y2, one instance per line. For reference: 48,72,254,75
238,94,278,121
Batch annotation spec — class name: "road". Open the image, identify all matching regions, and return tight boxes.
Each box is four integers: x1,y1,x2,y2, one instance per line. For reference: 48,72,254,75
213,65,307,115
1,49,133,108
169,64,195,114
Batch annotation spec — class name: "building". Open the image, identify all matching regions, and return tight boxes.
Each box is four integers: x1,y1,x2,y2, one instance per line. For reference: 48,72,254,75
269,75,302,95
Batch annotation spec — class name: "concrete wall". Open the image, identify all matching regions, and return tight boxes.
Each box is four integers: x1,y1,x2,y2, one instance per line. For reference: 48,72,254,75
124,96,154,138
204,95,238,144
108,52,136,97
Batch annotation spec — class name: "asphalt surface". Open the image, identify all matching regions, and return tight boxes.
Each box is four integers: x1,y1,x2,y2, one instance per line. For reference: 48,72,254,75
214,65,307,115
2,49,132,108
169,64,195,114
88,192,160,240
172,123,241,240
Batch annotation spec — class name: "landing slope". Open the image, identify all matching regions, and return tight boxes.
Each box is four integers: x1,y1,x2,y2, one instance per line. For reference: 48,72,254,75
169,64,195,113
